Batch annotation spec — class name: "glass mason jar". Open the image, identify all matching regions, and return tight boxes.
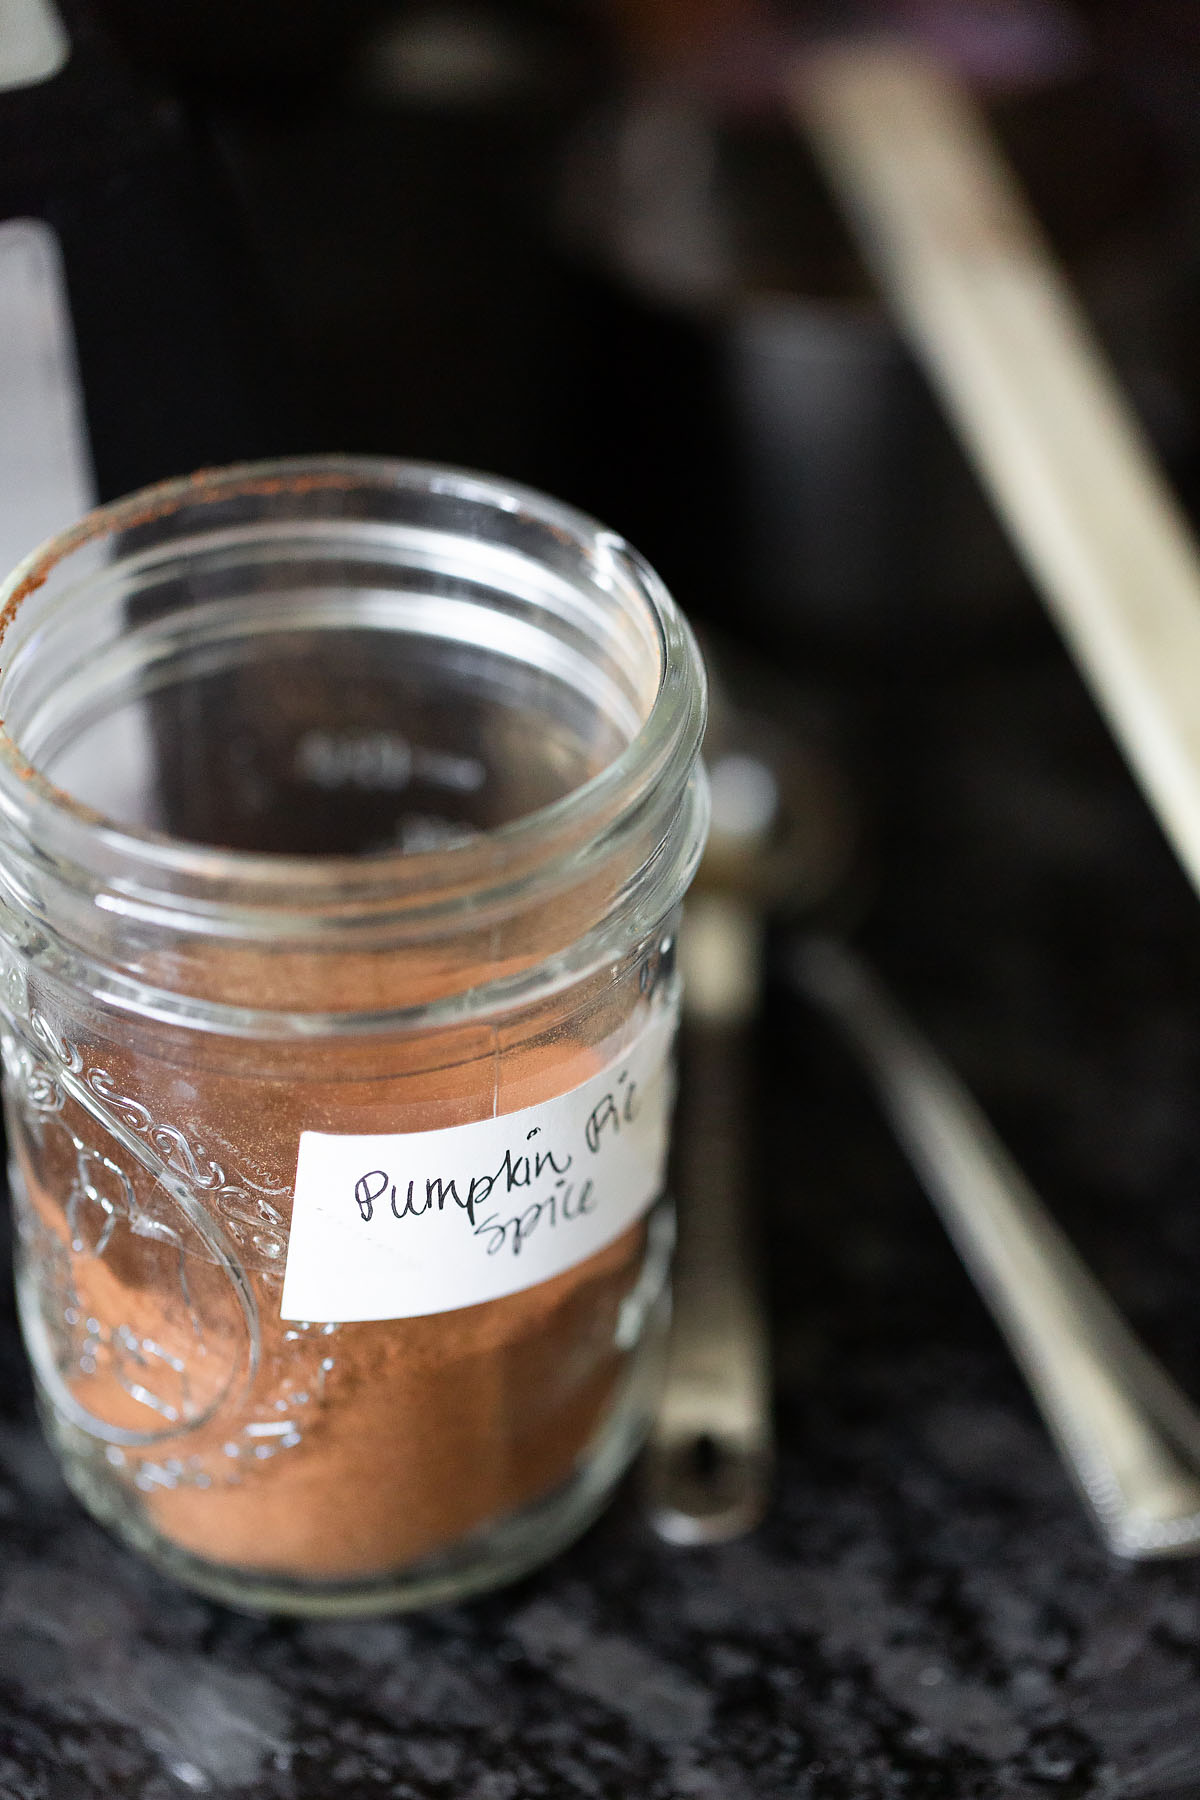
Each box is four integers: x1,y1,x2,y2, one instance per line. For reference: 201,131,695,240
0,458,708,1615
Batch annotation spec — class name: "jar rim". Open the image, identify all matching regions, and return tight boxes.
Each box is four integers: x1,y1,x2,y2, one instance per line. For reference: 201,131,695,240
0,456,707,927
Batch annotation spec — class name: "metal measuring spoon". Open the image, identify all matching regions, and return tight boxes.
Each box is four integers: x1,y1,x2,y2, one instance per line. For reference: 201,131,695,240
791,938,1200,1560
650,640,1200,1559
644,656,859,1545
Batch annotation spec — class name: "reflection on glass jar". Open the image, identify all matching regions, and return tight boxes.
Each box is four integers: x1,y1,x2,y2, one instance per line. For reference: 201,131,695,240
0,459,708,1614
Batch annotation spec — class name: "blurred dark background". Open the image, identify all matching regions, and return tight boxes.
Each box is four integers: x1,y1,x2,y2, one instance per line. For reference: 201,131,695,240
17,0,1200,660
8,4,1200,1793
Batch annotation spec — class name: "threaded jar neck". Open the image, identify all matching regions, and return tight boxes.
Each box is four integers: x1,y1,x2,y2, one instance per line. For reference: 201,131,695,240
0,458,708,1033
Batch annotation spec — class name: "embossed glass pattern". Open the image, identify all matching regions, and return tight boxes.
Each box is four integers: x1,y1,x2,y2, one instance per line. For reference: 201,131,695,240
0,459,708,1614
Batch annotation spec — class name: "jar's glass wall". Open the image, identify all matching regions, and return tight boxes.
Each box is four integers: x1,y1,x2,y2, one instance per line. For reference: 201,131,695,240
0,460,706,1614
6,945,680,1611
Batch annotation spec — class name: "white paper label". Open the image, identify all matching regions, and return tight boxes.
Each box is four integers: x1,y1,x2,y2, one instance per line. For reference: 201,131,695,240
280,1005,678,1322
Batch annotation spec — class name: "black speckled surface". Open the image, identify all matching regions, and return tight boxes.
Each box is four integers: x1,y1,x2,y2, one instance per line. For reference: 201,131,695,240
4,618,1200,1798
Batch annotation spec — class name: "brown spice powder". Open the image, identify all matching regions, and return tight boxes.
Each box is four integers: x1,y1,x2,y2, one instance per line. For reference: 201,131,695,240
17,1015,654,1584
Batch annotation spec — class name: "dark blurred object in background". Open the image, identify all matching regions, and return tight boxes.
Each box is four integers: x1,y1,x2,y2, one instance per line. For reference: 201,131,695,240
62,0,1200,666
94,0,615,491
87,0,393,101
0,0,302,517
558,19,1200,654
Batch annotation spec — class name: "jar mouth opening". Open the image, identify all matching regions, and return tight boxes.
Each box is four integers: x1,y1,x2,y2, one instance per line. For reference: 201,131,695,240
0,457,706,918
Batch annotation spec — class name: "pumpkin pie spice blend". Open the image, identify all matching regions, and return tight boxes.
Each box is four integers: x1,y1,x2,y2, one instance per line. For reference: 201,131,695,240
12,964,666,1582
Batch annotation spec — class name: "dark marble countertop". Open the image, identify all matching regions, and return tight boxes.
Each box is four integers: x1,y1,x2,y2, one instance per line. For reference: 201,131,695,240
4,619,1200,1799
